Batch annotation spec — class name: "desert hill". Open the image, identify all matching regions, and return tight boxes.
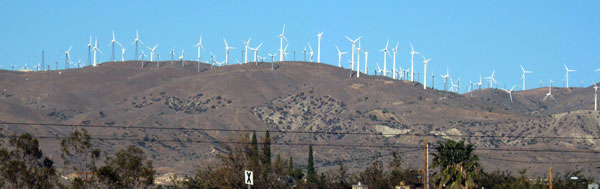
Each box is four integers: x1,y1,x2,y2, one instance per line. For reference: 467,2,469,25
0,60,598,177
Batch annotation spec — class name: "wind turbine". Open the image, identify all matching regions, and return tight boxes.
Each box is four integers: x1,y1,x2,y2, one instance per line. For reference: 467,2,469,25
485,70,496,88
87,36,92,66
268,53,277,62
593,80,598,111
147,44,159,61
520,65,532,90
64,46,72,70
179,49,185,67
379,39,390,77
121,47,126,62
108,31,122,61
317,31,323,63
376,63,383,75
544,80,555,101
196,36,204,64
335,45,347,68
477,74,483,91
92,38,102,67
422,54,431,90
249,42,263,65
564,64,575,88
410,42,420,82
392,43,398,79
131,30,144,60
308,43,314,62
449,77,457,92
364,51,369,75
279,24,287,62
345,36,362,71
441,67,450,91
241,37,251,64
224,38,235,65
501,85,516,103
356,41,361,78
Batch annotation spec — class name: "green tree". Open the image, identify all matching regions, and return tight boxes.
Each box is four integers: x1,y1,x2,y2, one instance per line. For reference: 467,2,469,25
261,130,272,172
287,156,303,180
0,133,58,188
359,159,390,188
96,145,155,188
61,128,101,187
336,159,348,187
431,139,479,189
306,144,317,183
249,131,259,170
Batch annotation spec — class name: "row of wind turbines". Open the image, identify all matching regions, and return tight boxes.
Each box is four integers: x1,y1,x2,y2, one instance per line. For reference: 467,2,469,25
12,26,600,108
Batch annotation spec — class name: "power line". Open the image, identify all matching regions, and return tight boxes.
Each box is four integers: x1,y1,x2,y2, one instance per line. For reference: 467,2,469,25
478,155,600,164
2,121,600,140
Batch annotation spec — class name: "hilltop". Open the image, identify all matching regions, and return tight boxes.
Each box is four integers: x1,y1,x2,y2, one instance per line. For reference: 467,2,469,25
0,60,598,177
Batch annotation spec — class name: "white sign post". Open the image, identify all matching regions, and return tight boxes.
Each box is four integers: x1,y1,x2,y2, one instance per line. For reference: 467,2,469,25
244,170,253,188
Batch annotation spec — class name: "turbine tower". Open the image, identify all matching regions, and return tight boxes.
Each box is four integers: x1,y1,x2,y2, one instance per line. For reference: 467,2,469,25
422,55,431,90
87,36,92,66
317,32,323,63
279,24,287,62
345,36,362,71
109,31,122,61
120,45,126,62
485,70,496,88
441,67,450,91
92,38,102,67
335,45,347,68
224,38,235,65
520,65,532,90
131,30,144,60
563,64,575,88
308,43,314,62
392,43,398,79
196,36,204,64
501,85,516,103
242,37,251,64
147,44,159,61
249,43,263,65
364,51,369,75
356,41,361,78
64,46,72,70
544,80,555,101
410,42,420,82
379,39,390,77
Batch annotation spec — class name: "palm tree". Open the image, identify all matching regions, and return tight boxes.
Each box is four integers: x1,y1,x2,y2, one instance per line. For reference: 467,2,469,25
432,139,479,189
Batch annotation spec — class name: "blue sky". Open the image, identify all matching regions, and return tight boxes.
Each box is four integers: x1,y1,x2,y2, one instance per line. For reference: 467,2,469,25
1,1,599,91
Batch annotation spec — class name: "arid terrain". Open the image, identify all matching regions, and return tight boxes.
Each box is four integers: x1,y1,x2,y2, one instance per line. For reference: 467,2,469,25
1,60,599,178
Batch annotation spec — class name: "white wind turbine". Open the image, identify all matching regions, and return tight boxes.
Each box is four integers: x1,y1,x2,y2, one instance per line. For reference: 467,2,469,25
195,36,204,64
120,46,126,62
308,43,314,62
87,36,92,66
242,37,251,64
410,42,420,82
108,31,122,61
391,43,398,79
441,67,450,91
564,64,575,88
379,39,390,77
317,31,323,63
356,41,361,78
449,77,458,92
422,54,431,90
520,65,532,90
92,38,102,67
364,51,369,75
544,80,555,101
224,38,235,65
485,70,496,88
64,46,72,70
376,63,383,75
335,45,347,68
147,44,159,61
501,85,516,103
279,24,287,62
249,43,263,65
477,74,483,91
179,49,185,67
131,30,144,60
345,36,362,71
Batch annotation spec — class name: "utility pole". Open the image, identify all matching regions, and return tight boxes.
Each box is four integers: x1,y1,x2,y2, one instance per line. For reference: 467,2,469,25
549,167,553,189
41,50,45,71
424,138,429,189
432,74,435,90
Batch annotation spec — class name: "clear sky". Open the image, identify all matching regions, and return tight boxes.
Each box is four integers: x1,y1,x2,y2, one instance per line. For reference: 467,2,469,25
1,1,599,91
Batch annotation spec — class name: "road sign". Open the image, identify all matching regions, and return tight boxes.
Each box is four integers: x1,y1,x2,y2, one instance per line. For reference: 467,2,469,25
245,170,253,185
